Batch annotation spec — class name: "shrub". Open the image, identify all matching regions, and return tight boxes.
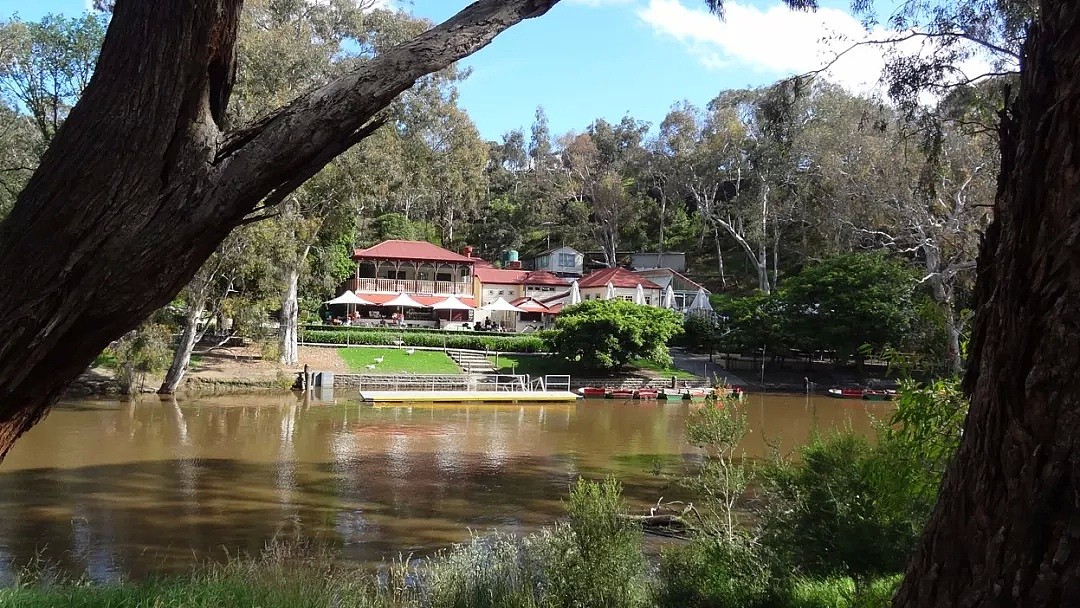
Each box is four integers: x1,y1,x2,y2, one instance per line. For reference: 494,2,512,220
545,477,649,608
301,328,549,353
106,322,173,395
655,539,772,608
783,577,856,608
547,300,684,371
758,432,920,578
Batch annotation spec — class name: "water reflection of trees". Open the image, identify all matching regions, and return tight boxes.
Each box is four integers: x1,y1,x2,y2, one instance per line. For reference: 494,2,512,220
0,394,872,579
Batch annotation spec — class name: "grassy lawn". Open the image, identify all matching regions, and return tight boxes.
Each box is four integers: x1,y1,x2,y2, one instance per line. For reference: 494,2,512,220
631,358,699,379
489,354,570,376
338,347,460,374
490,354,700,379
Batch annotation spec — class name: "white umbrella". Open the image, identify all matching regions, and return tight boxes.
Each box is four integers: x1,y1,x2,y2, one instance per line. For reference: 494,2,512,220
482,297,524,331
383,293,424,308
604,281,616,300
482,297,525,312
687,288,713,314
324,291,374,306
633,283,645,305
383,292,425,327
569,280,581,305
431,295,474,310
662,284,675,309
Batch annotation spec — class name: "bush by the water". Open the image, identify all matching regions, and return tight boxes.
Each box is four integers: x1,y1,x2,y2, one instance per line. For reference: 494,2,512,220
302,328,549,353
547,299,684,371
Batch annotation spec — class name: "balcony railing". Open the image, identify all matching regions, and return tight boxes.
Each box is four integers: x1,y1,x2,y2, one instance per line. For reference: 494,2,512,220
357,277,472,296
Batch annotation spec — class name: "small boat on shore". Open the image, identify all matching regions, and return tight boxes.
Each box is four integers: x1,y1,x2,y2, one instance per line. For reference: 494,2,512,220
715,386,746,401
608,388,635,400
580,387,607,399
684,388,709,401
827,386,895,401
634,388,659,400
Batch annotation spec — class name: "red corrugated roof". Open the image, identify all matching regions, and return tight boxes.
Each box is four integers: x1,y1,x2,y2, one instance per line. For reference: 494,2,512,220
578,267,661,289
354,293,478,307
352,240,476,264
474,268,569,286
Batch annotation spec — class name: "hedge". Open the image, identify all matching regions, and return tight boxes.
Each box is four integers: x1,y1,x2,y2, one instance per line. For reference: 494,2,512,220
301,329,551,353
302,324,522,339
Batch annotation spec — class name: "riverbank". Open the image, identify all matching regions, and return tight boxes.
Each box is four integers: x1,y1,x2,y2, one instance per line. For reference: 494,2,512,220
669,348,919,394
71,345,712,397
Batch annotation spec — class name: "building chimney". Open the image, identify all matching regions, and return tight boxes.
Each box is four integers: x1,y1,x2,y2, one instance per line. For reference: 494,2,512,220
508,260,523,270
462,245,475,258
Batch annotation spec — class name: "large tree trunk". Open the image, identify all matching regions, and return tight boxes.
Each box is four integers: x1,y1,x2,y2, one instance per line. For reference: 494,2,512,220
895,4,1080,605
0,0,561,460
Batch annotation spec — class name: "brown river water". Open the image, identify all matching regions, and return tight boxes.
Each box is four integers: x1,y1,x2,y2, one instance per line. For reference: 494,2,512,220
0,390,888,581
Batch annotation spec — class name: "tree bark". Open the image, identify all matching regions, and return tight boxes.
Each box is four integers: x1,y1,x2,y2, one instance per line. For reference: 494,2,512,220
895,3,1080,605
158,302,204,394
279,262,301,367
0,0,561,460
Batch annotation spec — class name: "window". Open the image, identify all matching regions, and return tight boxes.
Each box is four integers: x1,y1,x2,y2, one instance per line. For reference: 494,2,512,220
645,297,652,305
386,270,407,279
558,253,576,267
621,295,633,302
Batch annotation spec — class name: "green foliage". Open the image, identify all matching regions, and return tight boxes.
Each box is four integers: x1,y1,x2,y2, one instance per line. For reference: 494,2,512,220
302,328,549,353
547,300,683,371
681,313,724,351
783,253,918,359
546,477,649,608
711,291,792,353
684,401,752,541
758,432,922,578
873,377,968,515
368,212,442,245
0,12,107,147
656,539,773,608
105,323,173,395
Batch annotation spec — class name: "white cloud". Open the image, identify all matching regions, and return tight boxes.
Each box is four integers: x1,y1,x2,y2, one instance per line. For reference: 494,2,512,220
567,0,637,6
636,0,997,96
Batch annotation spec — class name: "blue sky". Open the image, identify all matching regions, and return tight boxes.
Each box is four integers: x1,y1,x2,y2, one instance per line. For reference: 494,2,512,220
1,0,902,141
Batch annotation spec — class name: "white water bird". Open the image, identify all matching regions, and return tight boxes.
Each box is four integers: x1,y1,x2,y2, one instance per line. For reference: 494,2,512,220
373,356,384,364
365,364,376,370
405,349,416,355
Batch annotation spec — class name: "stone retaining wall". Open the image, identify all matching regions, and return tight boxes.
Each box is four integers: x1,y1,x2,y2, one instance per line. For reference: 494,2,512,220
332,373,470,390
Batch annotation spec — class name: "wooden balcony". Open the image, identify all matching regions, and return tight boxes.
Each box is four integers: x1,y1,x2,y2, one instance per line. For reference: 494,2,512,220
356,277,472,296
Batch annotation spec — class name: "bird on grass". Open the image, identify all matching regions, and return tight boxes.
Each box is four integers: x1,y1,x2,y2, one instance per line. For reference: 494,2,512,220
365,364,376,370
405,348,416,355
373,356,384,364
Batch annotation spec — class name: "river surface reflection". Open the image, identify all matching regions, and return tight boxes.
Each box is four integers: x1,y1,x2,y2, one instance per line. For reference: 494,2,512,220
0,391,887,580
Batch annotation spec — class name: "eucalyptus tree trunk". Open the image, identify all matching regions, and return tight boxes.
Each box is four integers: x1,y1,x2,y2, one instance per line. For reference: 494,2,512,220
158,301,205,394
895,3,1080,604
0,0,561,460
279,265,300,366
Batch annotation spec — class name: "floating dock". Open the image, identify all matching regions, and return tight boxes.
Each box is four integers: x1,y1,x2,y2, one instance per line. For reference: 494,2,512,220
358,390,579,403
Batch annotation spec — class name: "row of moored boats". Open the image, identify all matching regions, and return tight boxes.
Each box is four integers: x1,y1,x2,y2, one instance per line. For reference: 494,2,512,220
579,386,745,401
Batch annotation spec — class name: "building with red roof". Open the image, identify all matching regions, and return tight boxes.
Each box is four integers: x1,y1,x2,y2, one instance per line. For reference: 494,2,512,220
351,240,477,299
577,267,663,306
474,267,569,307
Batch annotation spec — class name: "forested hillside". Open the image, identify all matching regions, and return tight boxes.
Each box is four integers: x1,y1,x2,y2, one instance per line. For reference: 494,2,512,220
0,3,999,375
